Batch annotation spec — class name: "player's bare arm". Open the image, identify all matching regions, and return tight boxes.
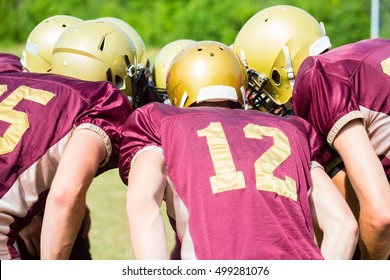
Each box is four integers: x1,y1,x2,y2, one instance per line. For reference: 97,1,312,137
126,149,169,259
41,129,106,259
334,119,390,260
310,166,359,259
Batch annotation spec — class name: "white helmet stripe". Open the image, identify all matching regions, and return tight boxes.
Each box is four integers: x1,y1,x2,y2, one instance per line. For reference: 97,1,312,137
282,45,295,89
179,91,189,108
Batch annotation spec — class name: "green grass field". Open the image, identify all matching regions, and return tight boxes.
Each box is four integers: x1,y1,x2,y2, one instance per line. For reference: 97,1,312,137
86,169,133,259
1,44,23,56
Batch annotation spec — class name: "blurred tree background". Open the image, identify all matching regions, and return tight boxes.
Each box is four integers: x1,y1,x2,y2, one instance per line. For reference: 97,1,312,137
0,0,389,55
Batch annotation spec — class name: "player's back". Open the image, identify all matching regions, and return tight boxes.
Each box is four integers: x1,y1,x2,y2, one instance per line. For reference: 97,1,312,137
293,38,390,179
0,53,23,74
0,71,132,259
296,38,390,113
123,102,324,259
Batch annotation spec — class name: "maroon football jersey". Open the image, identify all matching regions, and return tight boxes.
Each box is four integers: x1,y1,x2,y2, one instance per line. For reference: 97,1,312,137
120,102,324,260
0,53,23,74
0,71,132,259
293,38,390,179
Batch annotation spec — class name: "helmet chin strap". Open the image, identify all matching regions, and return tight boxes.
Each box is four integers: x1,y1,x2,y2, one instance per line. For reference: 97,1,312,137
239,50,249,69
282,45,295,88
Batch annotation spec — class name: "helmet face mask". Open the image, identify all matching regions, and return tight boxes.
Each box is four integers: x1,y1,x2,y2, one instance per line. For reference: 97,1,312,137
244,47,293,114
234,5,331,114
167,41,248,108
246,69,275,112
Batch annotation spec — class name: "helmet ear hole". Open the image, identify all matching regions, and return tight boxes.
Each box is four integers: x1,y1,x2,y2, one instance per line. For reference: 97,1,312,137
272,70,280,85
106,68,113,82
124,55,131,68
99,38,106,51
115,75,124,88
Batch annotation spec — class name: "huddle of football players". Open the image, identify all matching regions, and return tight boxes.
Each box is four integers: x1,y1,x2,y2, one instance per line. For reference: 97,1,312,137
0,4,388,260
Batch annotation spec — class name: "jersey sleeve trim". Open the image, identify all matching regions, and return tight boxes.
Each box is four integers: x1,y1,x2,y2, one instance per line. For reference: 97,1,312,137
74,123,112,167
310,161,324,170
327,110,365,147
131,145,164,167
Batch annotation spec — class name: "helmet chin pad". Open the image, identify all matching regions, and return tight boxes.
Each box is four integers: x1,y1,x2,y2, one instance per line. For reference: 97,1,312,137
196,85,241,104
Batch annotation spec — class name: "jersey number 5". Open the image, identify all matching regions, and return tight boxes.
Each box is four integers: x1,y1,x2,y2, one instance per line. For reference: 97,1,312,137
0,85,55,155
197,122,297,201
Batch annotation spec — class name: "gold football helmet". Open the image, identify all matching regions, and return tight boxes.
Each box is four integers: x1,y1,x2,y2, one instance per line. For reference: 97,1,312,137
21,15,82,73
151,39,195,102
51,20,138,101
234,5,331,113
97,17,148,69
167,41,248,108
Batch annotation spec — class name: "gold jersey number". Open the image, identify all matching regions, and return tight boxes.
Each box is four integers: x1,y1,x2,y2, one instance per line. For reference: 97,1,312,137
0,85,55,155
198,122,297,201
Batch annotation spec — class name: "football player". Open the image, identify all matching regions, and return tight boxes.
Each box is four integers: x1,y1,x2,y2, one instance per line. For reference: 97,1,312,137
119,41,357,259
234,5,390,259
14,15,95,260
0,50,92,260
0,20,140,260
150,39,196,103
16,15,87,260
150,38,196,259
40,19,152,260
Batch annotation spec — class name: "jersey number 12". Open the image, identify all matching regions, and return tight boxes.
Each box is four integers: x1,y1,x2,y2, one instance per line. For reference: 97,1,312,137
198,122,297,201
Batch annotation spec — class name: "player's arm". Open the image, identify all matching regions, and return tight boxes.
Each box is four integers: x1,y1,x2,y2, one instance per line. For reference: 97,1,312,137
333,119,390,259
126,149,169,259
41,129,106,259
309,166,359,259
